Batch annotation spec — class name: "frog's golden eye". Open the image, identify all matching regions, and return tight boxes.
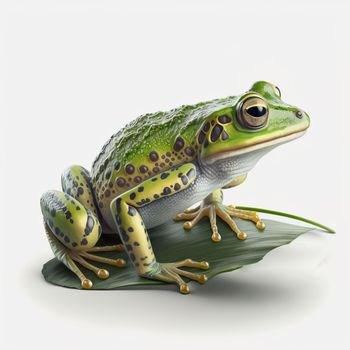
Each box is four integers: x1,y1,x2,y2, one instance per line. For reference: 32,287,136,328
237,96,269,130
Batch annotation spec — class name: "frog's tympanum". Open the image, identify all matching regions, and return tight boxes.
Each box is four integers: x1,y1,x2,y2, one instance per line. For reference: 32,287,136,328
41,81,310,294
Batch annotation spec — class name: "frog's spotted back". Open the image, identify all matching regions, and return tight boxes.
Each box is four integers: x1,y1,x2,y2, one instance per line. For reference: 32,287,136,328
91,95,239,211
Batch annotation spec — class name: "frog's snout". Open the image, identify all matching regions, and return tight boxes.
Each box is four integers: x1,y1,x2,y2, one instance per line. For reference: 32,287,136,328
295,109,311,130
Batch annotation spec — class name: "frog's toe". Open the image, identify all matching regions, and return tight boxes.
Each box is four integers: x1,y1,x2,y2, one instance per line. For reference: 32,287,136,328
226,205,265,231
144,259,209,294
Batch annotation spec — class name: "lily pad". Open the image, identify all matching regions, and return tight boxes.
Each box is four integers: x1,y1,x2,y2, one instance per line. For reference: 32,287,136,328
42,218,322,290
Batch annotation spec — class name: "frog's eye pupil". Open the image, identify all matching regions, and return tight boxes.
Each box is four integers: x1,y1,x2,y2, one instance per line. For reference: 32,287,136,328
246,106,267,117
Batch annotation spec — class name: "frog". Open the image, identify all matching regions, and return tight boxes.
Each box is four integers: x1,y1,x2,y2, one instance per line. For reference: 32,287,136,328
40,81,310,294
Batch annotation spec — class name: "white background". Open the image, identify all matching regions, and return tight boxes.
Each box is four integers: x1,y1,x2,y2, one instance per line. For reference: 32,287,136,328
1,0,349,349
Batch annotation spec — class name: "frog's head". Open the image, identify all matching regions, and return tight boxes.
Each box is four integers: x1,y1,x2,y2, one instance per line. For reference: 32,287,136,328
199,81,310,165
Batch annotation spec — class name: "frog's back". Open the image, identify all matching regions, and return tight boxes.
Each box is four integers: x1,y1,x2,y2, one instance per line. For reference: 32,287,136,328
91,95,237,219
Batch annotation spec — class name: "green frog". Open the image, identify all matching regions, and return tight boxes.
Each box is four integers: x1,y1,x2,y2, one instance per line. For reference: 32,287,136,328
40,81,310,294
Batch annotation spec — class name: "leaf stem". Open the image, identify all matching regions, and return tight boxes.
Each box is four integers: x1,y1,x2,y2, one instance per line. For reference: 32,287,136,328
235,206,336,234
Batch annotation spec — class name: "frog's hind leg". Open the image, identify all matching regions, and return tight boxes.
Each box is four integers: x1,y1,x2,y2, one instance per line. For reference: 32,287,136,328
41,165,126,289
41,190,126,288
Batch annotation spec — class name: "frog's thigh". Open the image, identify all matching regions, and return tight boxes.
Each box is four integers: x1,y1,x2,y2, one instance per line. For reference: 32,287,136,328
41,190,101,253
111,163,197,275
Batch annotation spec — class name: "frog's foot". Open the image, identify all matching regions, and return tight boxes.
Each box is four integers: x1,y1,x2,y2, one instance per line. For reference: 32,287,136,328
143,259,209,294
175,200,264,243
65,245,126,289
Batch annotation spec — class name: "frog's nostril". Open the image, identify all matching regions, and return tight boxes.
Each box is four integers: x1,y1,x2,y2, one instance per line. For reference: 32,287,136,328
295,110,303,119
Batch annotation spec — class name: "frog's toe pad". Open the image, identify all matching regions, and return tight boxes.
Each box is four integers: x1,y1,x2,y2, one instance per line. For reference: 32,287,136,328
97,269,109,279
81,279,93,289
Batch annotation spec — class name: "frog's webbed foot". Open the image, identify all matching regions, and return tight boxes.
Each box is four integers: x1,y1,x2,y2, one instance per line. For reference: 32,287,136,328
68,245,126,289
143,259,209,294
174,190,265,242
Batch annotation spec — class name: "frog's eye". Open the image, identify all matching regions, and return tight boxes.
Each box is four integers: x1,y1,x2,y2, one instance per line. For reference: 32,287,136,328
237,96,269,130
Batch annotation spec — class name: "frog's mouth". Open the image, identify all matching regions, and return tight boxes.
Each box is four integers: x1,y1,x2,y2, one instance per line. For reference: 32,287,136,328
204,130,307,165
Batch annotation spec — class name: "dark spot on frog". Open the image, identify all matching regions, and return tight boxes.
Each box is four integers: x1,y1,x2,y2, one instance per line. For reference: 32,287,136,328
210,124,223,142
153,167,160,173
154,194,159,199
134,176,142,183
64,236,70,243
115,214,122,225
198,131,206,144
116,177,126,187
50,208,56,217
105,169,112,179
98,201,104,208
104,189,111,197
114,162,120,171
181,176,188,185
133,241,140,246
174,183,181,191
138,186,144,193
149,151,159,162
80,238,88,246
72,242,78,247
151,177,158,182
84,215,95,235
139,165,148,173
128,206,137,216
203,122,210,132
184,147,195,156
130,192,136,200
65,211,72,220
128,227,134,232
221,130,229,140
120,228,129,241
166,152,171,157
160,172,169,180
77,187,84,195
126,244,133,251
161,187,171,196
125,164,135,174
130,253,136,262
54,227,60,236
204,139,209,148
218,115,232,124
173,136,185,152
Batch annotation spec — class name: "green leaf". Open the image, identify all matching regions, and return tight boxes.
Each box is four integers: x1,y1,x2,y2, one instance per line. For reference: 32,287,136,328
42,218,326,290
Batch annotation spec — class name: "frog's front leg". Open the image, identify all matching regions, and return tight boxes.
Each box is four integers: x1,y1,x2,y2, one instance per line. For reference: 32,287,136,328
41,166,126,289
111,163,209,294
175,175,265,242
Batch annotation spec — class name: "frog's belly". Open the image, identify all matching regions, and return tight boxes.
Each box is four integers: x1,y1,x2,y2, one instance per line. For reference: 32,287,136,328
138,146,273,229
